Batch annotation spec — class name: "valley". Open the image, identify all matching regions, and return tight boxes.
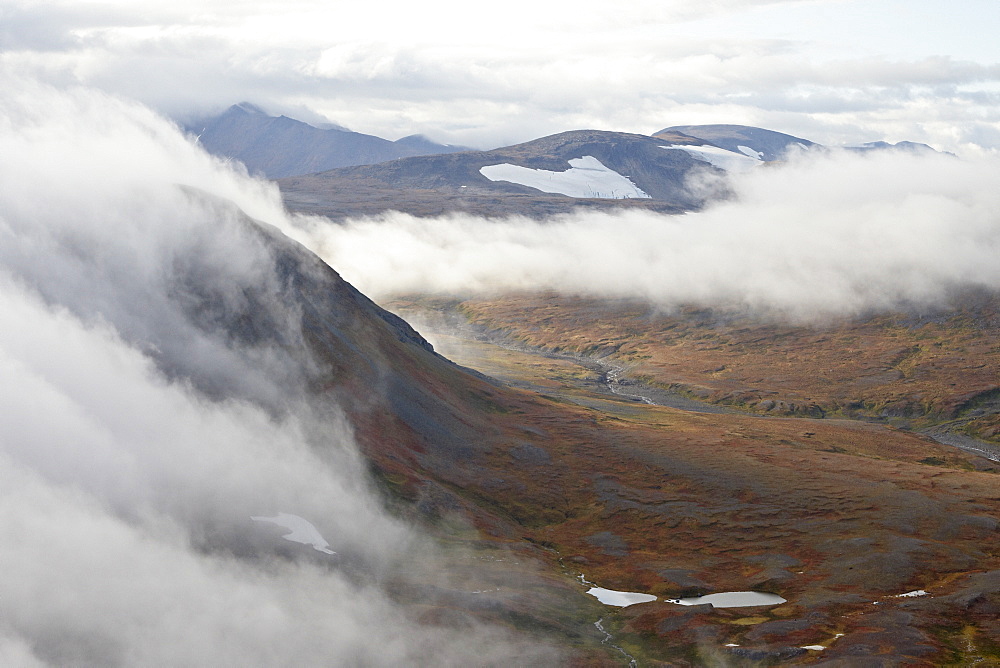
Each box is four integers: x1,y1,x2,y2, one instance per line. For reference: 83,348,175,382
360,293,1000,665
264,122,1000,664
7,3,999,662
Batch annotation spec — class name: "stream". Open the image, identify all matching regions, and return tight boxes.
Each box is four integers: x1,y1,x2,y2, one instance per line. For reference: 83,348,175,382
466,322,1000,463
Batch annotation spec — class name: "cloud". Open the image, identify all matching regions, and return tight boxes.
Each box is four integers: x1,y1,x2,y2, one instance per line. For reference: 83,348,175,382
2,0,998,151
0,74,559,664
302,148,1000,321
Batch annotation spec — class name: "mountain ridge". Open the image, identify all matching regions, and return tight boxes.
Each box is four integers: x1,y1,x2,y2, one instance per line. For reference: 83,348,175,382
279,128,717,219
277,123,943,219
186,104,471,178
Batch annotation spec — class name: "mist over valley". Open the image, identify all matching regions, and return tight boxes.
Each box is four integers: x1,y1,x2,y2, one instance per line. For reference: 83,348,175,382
4,3,1000,662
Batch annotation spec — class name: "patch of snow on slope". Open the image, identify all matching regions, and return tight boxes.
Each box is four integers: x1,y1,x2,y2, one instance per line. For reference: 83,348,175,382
586,587,657,607
738,145,764,159
661,144,761,172
479,156,650,199
666,591,786,607
251,513,336,554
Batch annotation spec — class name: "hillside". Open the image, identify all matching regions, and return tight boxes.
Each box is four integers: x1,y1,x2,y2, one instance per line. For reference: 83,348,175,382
384,293,1000,665
183,203,1000,665
279,129,719,219
265,221,1000,663
148,198,1000,664
658,124,816,161
660,124,940,161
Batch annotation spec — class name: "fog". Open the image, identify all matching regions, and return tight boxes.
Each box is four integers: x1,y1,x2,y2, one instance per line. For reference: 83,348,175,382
0,76,557,664
306,149,1000,321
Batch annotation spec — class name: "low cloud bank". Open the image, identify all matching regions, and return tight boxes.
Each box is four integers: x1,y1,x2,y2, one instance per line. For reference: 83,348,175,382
306,149,1000,320
0,76,556,665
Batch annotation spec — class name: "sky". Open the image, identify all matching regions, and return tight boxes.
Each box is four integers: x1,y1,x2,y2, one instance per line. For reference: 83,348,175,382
2,0,999,152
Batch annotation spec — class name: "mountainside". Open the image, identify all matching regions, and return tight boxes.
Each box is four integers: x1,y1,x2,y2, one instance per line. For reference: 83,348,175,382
279,129,721,219
385,293,1000,665
187,103,469,178
660,124,942,161
204,116,947,218
212,197,1000,665
270,212,1000,664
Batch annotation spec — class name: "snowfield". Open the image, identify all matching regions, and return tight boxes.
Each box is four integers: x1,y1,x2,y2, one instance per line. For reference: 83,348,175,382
586,586,658,607
661,144,762,172
665,591,786,608
251,513,336,554
479,156,650,199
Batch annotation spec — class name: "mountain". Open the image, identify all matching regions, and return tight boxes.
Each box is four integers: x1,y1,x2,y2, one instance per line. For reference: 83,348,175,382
279,129,728,219
186,103,470,178
844,140,940,154
16,83,998,664
661,124,944,160
657,124,816,161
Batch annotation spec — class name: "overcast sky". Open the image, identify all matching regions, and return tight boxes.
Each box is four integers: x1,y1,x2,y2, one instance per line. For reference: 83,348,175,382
2,0,999,151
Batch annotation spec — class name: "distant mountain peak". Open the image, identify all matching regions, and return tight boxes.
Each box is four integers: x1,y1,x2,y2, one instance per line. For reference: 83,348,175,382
190,104,470,178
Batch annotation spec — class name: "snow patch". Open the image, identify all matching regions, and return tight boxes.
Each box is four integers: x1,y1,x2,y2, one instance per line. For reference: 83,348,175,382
250,513,336,554
802,645,826,651
586,587,657,607
479,156,650,199
665,591,786,608
661,144,761,172
896,589,928,598
737,145,764,159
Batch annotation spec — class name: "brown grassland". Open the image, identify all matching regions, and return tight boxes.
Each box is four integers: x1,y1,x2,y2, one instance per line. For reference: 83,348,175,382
366,293,1000,665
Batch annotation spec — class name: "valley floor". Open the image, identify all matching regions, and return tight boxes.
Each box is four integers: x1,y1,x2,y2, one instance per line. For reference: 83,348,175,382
382,294,1000,666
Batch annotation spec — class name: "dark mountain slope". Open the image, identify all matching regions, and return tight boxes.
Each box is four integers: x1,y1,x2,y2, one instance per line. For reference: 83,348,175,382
188,104,469,178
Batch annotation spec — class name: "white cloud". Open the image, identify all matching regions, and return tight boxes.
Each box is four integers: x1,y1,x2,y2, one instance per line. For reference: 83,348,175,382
1,0,998,151
302,149,1000,321
0,75,560,664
